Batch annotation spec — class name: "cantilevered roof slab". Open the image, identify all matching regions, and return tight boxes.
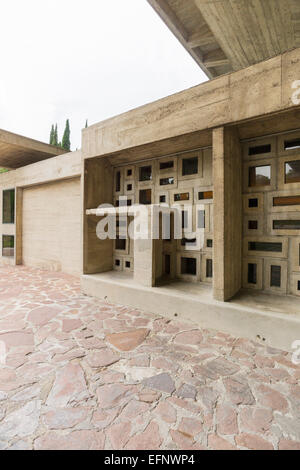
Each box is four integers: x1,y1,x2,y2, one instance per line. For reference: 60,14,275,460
0,129,67,169
147,0,300,78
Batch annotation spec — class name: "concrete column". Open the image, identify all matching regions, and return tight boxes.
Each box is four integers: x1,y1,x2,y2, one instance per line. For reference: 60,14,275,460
213,126,242,301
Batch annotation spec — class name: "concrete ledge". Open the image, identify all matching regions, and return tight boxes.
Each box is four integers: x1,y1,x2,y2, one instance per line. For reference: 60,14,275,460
81,272,300,352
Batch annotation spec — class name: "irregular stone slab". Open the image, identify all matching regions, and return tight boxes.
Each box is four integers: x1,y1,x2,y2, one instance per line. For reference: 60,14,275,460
235,433,273,450
0,400,41,440
154,401,176,424
86,348,119,368
62,319,82,333
28,306,61,326
106,329,149,351
125,421,162,450
34,430,105,450
11,384,41,402
0,331,34,350
97,383,134,409
174,330,203,346
43,407,88,429
176,384,197,400
107,421,132,449
142,373,175,394
223,376,255,405
206,357,240,377
46,363,89,407
178,417,203,437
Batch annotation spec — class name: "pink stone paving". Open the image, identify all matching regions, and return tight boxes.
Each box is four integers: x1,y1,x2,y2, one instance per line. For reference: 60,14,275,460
0,265,299,451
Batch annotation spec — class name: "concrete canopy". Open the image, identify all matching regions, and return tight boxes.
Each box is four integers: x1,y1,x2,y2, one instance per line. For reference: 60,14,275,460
147,0,300,79
0,128,67,169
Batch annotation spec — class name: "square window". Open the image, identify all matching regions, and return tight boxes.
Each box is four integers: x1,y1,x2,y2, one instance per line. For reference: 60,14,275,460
125,261,131,268
127,169,132,177
127,184,132,191
285,161,300,184
159,195,166,203
2,235,14,257
198,210,205,229
115,238,126,251
182,157,198,176
207,239,213,248
139,166,152,182
249,165,271,187
270,265,281,287
206,259,213,278
248,220,258,230
248,263,257,284
115,259,120,266
3,189,15,224
139,189,152,205
248,198,258,208
181,257,196,275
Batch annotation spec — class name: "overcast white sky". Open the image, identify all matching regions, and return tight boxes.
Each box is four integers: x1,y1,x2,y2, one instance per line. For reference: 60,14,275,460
0,0,207,150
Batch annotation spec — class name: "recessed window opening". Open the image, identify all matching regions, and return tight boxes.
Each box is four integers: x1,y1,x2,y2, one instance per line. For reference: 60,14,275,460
165,255,171,275
249,242,282,252
127,184,132,191
139,189,152,205
116,172,121,192
2,235,14,257
160,161,174,170
249,165,271,187
284,138,300,151
248,198,258,208
160,195,166,203
3,189,15,224
198,191,213,200
115,259,120,266
127,169,132,177
206,259,213,278
285,161,300,184
174,192,189,202
273,220,300,230
182,157,198,176
125,261,131,268
207,239,213,248
273,195,300,206
115,238,126,250
248,263,257,284
139,166,152,182
248,220,258,230
248,144,271,156
160,177,174,186
270,265,281,287
181,257,197,275
298,280,300,291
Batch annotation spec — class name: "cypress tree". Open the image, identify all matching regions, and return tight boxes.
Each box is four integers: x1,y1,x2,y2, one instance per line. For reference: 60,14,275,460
53,124,58,146
62,119,71,151
85,119,88,128
49,125,54,145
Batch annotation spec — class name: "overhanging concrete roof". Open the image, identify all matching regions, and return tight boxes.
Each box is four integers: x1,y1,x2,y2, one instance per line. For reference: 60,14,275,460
147,0,300,79
0,129,67,169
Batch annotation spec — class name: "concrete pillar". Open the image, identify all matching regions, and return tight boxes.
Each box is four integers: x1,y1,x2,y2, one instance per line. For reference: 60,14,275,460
213,126,242,301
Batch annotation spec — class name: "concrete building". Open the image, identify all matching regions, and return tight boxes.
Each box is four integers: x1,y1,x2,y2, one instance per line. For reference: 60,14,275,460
1,0,300,350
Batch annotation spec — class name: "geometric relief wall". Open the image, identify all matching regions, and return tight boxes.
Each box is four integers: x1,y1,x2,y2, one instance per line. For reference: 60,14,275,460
112,148,213,284
242,131,300,296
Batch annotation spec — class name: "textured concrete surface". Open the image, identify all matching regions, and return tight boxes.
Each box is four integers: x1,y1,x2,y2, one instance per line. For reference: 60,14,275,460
0,266,299,450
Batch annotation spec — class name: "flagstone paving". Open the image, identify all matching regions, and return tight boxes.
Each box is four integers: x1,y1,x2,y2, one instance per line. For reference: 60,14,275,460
0,265,299,450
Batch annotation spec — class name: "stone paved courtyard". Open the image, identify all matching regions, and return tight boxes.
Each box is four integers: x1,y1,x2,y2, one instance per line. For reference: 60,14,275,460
0,266,299,450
